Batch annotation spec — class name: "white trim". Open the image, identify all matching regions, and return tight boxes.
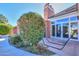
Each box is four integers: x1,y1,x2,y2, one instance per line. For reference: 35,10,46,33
78,20,79,41
69,17,71,38
61,24,63,39
55,22,56,37
50,24,52,38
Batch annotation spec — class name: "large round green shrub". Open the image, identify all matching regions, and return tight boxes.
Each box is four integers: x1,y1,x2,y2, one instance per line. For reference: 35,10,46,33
18,12,45,46
0,24,11,35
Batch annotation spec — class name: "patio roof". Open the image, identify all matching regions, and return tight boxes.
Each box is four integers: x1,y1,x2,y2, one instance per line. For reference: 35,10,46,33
49,3,78,19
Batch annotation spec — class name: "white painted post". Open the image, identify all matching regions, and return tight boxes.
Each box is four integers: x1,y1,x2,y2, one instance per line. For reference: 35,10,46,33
69,17,71,39
55,23,56,38
78,19,79,41
61,24,63,39
50,23,53,38
77,3,79,41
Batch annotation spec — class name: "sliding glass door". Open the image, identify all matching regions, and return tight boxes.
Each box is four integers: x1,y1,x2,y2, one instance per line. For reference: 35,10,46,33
70,22,78,39
52,25,55,36
62,23,69,38
56,24,61,37
51,16,79,40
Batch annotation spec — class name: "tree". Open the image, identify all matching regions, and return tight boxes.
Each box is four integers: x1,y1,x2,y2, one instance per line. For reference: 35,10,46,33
0,14,12,35
18,12,45,46
0,24,11,35
0,14,8,24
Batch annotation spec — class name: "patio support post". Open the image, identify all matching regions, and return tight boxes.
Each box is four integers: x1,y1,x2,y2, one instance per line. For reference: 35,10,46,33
61,24,63,39
69,17,71,39
77,3,79,41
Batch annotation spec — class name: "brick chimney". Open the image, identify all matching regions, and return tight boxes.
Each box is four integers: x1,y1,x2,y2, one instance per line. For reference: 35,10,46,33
44,3,55,38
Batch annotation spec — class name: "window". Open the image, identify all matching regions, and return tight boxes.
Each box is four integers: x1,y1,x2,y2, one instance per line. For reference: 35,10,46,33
70,16,77,21
56,24,61,37
63,23,69,38
52,25,55,36
70,22,78,39
56,18,69,24
51,22,55,24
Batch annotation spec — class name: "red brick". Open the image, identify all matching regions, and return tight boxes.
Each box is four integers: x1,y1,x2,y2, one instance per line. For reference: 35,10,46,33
44,3,54,38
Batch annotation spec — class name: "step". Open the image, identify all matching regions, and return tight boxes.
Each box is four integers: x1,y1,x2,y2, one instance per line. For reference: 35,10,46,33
47,46,66,56
39,39,66,56
44,38,66,45
43,38,64,49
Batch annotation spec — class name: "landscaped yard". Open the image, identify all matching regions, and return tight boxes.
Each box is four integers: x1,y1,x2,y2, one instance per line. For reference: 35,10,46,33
9,33,55,56
19,44,55,56
9,12,55,56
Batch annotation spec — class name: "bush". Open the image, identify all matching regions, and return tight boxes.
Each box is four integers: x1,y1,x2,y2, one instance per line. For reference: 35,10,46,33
21,44,55,56
9,35,55,55
0,24,11,35
18,12,45,46
9,35,24,47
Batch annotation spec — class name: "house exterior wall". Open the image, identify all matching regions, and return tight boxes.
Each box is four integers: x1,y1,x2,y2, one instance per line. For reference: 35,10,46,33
44,3,79,42
44,3,55,38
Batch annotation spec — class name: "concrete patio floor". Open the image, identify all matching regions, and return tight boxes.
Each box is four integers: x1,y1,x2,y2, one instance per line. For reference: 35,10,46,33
0,37,37,56
39,38,79,56
62,40,79,56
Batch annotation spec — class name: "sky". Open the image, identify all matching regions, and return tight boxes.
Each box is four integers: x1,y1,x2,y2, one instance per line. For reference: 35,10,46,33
0,3,75,26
